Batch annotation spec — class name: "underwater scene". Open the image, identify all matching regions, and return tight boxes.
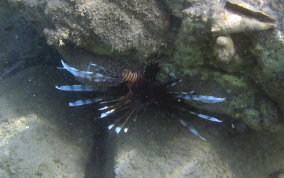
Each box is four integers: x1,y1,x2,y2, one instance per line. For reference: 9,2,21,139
0,0,284,177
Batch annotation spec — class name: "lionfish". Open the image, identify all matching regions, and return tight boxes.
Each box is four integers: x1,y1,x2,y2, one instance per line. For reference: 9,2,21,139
56,59,225,141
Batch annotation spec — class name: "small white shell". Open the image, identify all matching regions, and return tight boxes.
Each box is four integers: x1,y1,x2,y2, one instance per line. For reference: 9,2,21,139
215,36,235,63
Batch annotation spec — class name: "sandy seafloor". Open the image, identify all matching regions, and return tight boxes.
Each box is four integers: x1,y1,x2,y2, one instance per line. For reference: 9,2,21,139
0,66,283,178
0,67,98,177
0,5,284,178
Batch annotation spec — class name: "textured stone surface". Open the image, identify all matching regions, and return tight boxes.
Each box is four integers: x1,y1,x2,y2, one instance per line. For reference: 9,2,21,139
1,0,284,177
0,67,95,177
5,0,284,131
7,0,170,58
0,2,60,79
0,66,283,177
6,0,282,131
166,0,284,131
112,112,284,178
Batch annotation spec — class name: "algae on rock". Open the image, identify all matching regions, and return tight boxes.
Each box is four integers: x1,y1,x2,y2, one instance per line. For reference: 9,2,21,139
5,0,284,132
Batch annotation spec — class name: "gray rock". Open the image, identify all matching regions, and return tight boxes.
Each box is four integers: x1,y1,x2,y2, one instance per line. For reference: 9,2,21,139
7,0,170,58
167,0,284,131
0,67,96,177
6,0,283,131
1,0,284,177
0,2,60,79
112,112,284,177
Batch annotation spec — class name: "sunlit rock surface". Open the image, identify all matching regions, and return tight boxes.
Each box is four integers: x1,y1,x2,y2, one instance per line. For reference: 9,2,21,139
5,0,284,130
0,67,283,177
113,113,284,178
6,0,170,58
0,67,95,177
165,0,284,131
1,0,284,177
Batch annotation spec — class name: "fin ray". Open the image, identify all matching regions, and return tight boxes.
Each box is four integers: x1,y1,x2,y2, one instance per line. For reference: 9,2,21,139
176,93,225,103
55,85,96,91
69,98,103,106
189,111,222,122
179,120,206,141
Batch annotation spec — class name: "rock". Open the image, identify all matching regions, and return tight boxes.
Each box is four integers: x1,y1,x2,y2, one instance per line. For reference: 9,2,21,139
1,0,284,177
210,0,276,35
7,0,170,58
225,0,276,23
0,67,283,177
211,9,275,35
47,0,284,132
251,32,284,115
0,66,100,177
4,0,284,137
114,118,234,177
112,111,284,177
169,0,284,131
0,2,61,80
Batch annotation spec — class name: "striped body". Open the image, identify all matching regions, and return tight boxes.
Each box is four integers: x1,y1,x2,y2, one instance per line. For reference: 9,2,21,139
122,71,142,84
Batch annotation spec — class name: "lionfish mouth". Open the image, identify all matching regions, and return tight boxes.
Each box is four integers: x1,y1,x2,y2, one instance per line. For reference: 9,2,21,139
56,60,225,141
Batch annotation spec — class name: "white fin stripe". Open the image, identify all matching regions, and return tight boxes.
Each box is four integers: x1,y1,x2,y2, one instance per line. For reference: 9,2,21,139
69,98,102,106
179,120,206,141
189,111,222,122
176,94,225,103
55,85,95,91
61,60,93,80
